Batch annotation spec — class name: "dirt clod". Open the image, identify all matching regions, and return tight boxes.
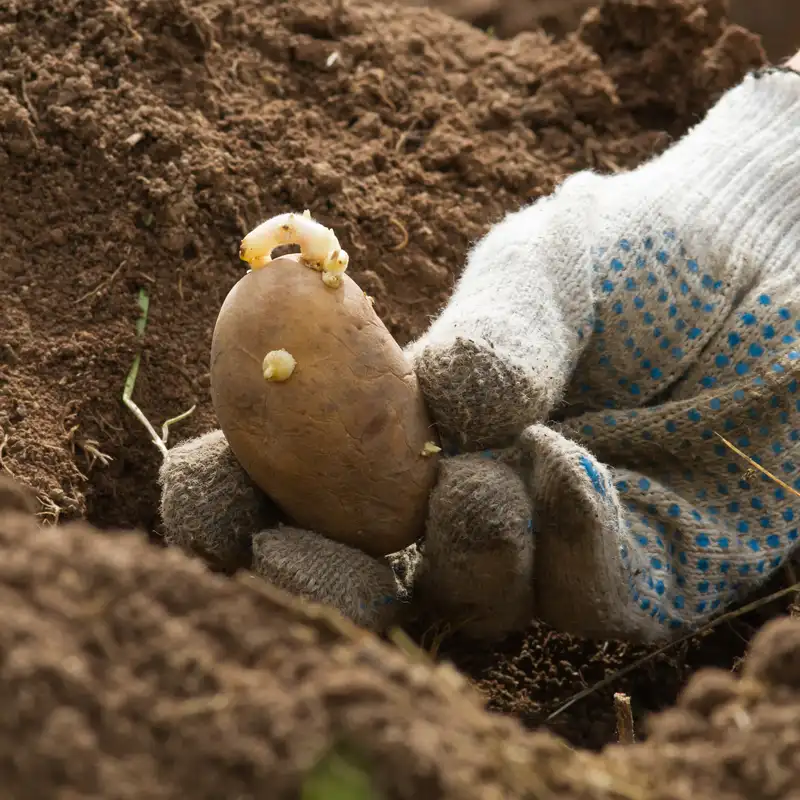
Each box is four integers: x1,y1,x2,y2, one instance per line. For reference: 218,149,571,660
0,508,799,799
617,616,800,800
742,616,800,690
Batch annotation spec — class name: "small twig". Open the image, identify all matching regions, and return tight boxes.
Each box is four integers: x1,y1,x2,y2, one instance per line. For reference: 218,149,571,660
614,692,635,744
19,75,38,123
387,627,433,665
546,580,800,721
74,260,126,305
0,432,12,476
395,117,421,152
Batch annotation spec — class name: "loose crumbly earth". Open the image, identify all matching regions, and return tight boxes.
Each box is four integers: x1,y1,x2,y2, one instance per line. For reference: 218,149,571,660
1,0,793,759
0,500,799,799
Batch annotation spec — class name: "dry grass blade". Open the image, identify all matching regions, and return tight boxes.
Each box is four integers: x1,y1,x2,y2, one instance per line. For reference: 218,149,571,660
122,288,195,456
714,432,800,498
122,289,168,457
387,627,433,664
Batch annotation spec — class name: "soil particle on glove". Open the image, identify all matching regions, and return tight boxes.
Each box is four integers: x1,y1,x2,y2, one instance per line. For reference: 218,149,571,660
0,0,771,757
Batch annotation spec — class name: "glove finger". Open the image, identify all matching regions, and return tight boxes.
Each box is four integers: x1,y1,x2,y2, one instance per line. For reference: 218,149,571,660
415,452,534,641
412,337,552,450
159,429,284,573
520,423,657,641
252,527,401,633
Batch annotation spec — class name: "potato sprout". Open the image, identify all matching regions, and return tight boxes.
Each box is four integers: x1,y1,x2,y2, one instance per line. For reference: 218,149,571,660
262,349,296,382
239,210,349,288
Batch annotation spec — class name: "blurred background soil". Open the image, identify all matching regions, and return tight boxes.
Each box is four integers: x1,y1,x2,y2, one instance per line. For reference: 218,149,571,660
403,0,800,61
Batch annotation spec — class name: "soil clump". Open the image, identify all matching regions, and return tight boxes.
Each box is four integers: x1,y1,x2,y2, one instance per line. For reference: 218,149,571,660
410,0,800,63
0,502,798,799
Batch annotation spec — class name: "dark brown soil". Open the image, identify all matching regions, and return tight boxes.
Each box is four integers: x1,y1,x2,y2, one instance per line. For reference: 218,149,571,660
0,501,799,799
412,0,800,63
612,617,800,800
1,0,790,763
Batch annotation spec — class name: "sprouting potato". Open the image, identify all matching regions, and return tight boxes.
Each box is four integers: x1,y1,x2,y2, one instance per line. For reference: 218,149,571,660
210,214,441,557
239,209,350,287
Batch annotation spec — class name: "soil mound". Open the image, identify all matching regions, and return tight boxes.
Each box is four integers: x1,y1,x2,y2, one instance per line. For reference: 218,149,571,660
0,503,798,799
408,0,800,62
0,506,549,800
612,616,800,800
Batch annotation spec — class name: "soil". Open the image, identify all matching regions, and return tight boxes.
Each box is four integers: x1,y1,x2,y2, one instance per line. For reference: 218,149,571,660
1,0,794,774
0,501,799,799
410,0,800,63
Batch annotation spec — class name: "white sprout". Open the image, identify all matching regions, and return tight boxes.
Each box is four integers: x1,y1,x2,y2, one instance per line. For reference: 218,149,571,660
240,209,349,288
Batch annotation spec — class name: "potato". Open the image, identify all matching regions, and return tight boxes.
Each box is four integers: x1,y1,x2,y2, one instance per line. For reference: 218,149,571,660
210,253,441,557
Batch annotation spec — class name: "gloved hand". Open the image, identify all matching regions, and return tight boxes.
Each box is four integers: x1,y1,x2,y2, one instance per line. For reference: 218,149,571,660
159,430,535,639
405,64,800,643
160,65,800,645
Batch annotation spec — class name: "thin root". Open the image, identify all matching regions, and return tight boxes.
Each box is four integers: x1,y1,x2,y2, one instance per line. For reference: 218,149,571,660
79,439,114,472
123,395,197,458
19,74,39,124
162,405,198,446
123,394,168,458
74,259,126,305
546,580,800,721
36,493,64,525
0,433,12,476
388,217,409,252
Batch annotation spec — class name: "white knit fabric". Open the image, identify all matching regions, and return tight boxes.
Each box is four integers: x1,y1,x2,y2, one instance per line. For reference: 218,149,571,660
407,68,800,642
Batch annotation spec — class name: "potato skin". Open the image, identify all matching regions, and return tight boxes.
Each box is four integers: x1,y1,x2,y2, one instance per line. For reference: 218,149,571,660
210,255,441,557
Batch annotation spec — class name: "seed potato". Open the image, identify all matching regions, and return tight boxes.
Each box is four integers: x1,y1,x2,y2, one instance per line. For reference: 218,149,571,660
210,254,441,557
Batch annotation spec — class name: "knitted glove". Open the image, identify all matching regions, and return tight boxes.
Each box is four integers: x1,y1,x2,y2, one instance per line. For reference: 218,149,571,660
404,67,800,642
158,430,538,641
405,188,592,450
406,68,800,451
158,430,402,633
412,451,535,641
